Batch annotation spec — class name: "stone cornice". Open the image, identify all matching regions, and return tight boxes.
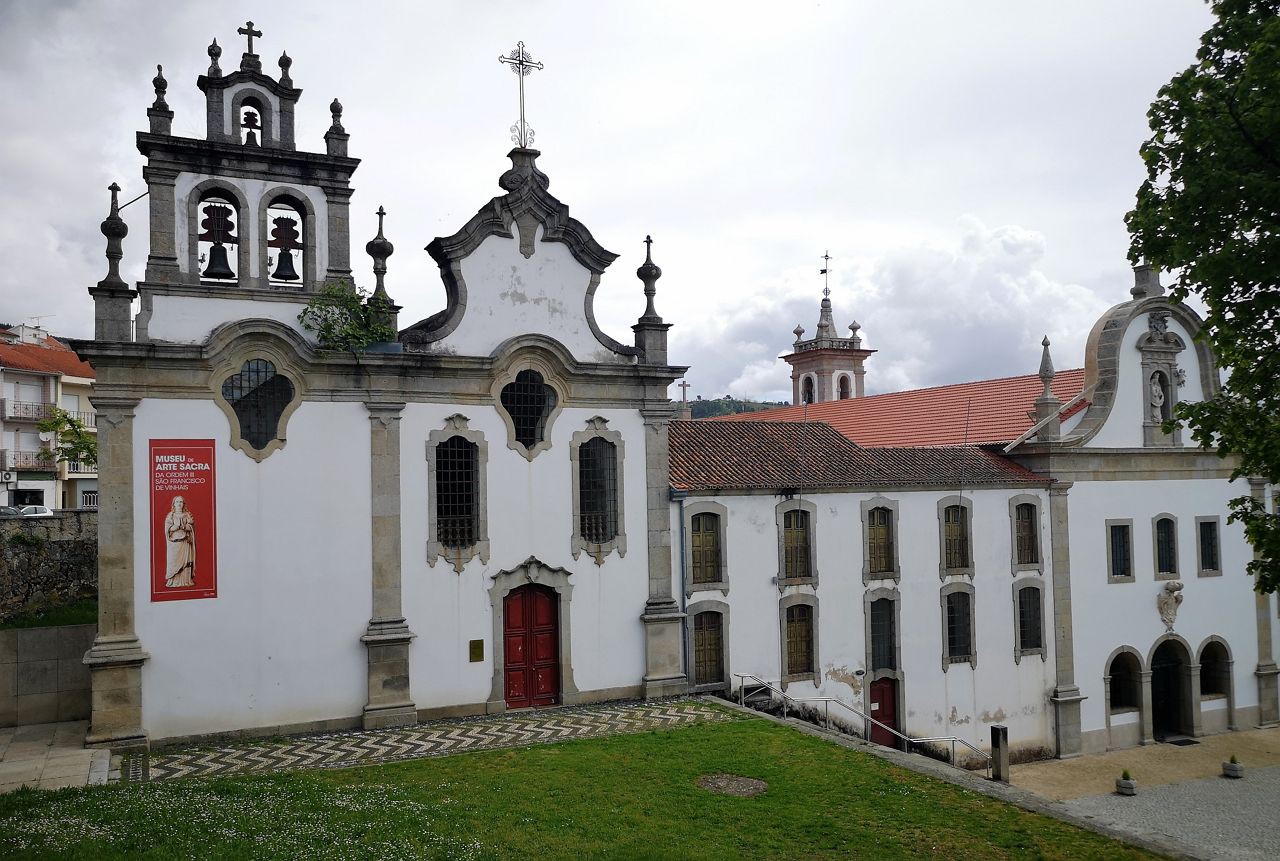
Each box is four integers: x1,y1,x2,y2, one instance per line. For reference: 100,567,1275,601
136,133,359,178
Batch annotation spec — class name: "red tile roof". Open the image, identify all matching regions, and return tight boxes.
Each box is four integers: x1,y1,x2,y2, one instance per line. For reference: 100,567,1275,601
0,337,95,378
669,420,1048,492
716,369,1087,447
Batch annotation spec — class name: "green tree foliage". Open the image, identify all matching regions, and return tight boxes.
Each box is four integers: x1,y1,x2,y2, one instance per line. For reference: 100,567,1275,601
1126,0,1280,589
689,397,789,419
297,283,397,352
35,407,97,469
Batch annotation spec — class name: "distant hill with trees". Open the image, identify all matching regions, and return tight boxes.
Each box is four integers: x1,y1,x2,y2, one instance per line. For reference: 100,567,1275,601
688,396,789,419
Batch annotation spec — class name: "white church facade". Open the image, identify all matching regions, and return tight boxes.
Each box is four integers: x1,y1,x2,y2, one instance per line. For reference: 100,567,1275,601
71,26,1276,762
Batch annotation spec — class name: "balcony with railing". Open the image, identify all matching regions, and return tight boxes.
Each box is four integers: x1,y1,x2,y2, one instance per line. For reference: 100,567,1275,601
1,400,54,422
80,490,99,508
64,460,97,476
0,449,54,470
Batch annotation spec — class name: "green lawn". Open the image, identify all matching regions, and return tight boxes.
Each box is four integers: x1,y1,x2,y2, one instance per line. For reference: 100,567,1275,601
0,598,97,630
0,715,1159,860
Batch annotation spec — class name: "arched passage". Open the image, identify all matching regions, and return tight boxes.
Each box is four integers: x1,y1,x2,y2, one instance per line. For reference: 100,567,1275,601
1150,638,1195,739
1197,636,1236,733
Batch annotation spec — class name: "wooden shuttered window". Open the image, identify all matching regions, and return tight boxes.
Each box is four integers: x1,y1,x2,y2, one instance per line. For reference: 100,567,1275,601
786,604,814,675
1015,503,1039,565
944,505,970,569
867,507,894,574
690,513,721,584
783,509,811,580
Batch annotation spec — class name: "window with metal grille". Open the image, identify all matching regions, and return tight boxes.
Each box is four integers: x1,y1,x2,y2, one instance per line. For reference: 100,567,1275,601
1110,524,1132,579
1199,520,1220,571
578,437,617,544
221,359,294,450
1015,503,1039,565
867,507,894,574
786,604,814,675
1156,517,1177,574
693,612,724,686
500,369,556,449
944,505,970,569
945,591,972,661
690,512,721,584
1017,586,1043,651
435,436,477,548
783,509,811,579
870,598,896,671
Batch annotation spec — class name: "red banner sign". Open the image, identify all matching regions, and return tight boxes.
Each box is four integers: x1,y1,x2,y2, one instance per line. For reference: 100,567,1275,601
149,439,217,602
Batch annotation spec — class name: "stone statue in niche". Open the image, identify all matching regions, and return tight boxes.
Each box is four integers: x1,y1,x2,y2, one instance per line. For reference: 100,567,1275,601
1150,374,1166,423
1157,580,1184,632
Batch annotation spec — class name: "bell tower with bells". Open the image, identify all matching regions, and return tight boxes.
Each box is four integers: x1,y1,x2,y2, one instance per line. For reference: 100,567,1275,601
129,21,360,342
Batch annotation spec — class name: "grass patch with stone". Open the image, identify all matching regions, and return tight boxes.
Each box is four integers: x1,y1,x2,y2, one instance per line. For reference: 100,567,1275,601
0,598,97,630
0,716,1162,860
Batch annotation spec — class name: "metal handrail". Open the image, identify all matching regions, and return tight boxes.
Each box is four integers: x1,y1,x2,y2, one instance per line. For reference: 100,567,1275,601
734,673,991,778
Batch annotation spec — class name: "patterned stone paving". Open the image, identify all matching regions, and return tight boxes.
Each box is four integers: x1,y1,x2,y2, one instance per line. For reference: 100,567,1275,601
123,699,737,784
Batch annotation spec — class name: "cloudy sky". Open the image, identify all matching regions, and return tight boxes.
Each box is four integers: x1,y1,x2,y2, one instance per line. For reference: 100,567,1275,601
0,1,1213,401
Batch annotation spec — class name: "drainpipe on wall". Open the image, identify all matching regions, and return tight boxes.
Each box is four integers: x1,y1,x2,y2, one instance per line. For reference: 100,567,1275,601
671,486,689,684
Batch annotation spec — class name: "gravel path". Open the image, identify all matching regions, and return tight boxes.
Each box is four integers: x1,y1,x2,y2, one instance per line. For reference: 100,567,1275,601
1063,765,1280,861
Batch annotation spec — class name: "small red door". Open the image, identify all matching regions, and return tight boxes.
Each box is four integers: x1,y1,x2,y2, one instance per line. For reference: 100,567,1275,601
869,678,899,747
504,584,560,709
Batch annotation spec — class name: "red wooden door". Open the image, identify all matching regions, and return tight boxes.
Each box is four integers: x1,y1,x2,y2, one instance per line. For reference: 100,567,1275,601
869,678,899,747
503,585,560,709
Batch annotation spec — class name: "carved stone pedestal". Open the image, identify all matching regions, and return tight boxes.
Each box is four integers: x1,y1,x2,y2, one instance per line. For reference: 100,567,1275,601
361,618,416,730
642,599,687,698
83,634,149,752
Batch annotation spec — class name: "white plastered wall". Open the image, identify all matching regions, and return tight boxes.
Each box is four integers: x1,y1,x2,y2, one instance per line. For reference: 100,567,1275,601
674,486,1056,752
435,229,628,365
144,296,311,345
134,398,370,740
400,404,650,709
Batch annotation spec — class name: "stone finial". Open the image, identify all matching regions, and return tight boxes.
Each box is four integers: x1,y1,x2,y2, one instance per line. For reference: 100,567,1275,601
329,98,345,133
98,183,129,290
1131,262,1164,299
151,65,168,110
849,321,862,347
278,51,293,87
1033,335,1062,441
207,38,222,76
366,206,395,301
636,235,663,322
793,325,805,344
325,99,350,157
1038,336,1055,393
815,288,837,338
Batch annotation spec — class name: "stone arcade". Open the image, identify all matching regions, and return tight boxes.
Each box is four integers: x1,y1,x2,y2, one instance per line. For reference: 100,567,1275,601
74,27,1276,760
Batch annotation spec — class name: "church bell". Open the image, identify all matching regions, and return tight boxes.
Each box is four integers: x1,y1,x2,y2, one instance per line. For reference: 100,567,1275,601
270,249,300,281
202,243,236,280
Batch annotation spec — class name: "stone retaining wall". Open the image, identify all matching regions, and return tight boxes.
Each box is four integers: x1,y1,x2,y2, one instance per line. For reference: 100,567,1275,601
0,624,95,726
0,511,97,622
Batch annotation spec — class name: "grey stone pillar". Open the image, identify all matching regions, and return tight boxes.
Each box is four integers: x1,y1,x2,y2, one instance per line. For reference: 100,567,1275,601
1249,477,1280,726
816,370,832,404
1047,482,1084,758
639,405,687,698
853,365,866,398
83,396,149,751
360,402,417,729
1139,669,1155,745
1189,664,1204,737
323,186,355,288
142,166,180,284
991,724,1010,783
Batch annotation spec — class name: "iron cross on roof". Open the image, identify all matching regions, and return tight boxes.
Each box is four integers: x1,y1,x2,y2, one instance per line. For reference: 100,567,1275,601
678,380,692,403
238,21,262,54
499,41,544,148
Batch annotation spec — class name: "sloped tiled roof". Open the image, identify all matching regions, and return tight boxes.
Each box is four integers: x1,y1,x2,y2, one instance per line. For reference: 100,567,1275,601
669,420,1048,492
0,337,95,379
716,368,1087,447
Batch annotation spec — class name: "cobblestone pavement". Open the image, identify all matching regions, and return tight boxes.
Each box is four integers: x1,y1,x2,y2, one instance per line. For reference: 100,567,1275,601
0,721,111,793
125,699,739,784
1063,765,1280,861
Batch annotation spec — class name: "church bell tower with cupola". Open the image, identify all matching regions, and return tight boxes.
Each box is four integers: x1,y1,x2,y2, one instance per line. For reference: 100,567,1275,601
132,21,359,343
781,255,875,404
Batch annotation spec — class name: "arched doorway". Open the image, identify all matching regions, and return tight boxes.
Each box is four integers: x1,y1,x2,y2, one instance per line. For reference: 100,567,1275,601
1151,639,1192,739
503,583,560,709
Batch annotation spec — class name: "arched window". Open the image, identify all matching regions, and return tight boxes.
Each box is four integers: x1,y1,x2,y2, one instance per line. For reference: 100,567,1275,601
783,508,811,580
1016,584,1043,652
943,504,970,569
838,375,852,400
435,436,478,551
1200,641,1230,697
945,590,973,662
501,369,557,450
1109,652,1141,711
801,376,815,405
867,507,894,575
220,359,295,451
869,597,896,671
578,437,618,544
1156,517,1178,575
1015,502,1039,565
240,98,264,146
197,192,239,283
785,604,814,675
690,512,722,585
266,197,305,287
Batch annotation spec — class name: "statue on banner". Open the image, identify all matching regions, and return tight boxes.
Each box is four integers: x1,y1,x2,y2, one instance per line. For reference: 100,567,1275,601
165,496,196,588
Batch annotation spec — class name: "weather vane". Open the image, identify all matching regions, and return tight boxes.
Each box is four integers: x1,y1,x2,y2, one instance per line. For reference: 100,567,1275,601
820,250,831,297
499,41,544,148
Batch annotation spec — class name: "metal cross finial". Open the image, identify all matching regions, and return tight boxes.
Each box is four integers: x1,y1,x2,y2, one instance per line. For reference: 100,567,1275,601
644,234,653,259
238,21,262,54
499,41,544,148
678,380,691,403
